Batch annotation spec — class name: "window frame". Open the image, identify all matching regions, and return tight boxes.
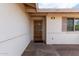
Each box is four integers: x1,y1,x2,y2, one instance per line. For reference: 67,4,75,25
63,17,79,32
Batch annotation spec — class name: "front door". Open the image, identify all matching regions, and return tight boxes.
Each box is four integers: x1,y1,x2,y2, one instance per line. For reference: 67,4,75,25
34,20,43,42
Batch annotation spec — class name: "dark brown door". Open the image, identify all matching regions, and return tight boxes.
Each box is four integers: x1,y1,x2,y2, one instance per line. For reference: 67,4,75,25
34,20,43,42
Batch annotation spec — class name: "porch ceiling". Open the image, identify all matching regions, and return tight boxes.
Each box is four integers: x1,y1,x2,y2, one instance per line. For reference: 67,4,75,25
28,12,47,17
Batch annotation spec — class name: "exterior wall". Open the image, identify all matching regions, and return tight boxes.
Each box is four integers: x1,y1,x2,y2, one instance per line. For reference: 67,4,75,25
0,4,31,55
46,13,79,44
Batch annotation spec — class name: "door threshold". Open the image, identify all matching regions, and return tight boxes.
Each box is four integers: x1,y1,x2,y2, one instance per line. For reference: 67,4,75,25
34,41,43,43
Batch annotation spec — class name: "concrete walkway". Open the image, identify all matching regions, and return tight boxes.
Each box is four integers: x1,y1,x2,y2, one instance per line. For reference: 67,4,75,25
22,42,79,56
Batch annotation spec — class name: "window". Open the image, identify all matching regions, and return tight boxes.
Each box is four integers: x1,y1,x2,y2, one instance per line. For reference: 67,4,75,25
67,18,74,31
74,18,79,31
62,18,79,31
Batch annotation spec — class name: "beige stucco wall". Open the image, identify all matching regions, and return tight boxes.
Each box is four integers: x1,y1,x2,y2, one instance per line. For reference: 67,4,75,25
0,4,31,56
46,13,79,44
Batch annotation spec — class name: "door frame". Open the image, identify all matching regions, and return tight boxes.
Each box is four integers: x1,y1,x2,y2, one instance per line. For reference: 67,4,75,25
31,16,46,43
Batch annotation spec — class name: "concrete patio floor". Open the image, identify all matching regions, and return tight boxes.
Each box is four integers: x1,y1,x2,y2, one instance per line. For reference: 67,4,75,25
22,42,79,56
